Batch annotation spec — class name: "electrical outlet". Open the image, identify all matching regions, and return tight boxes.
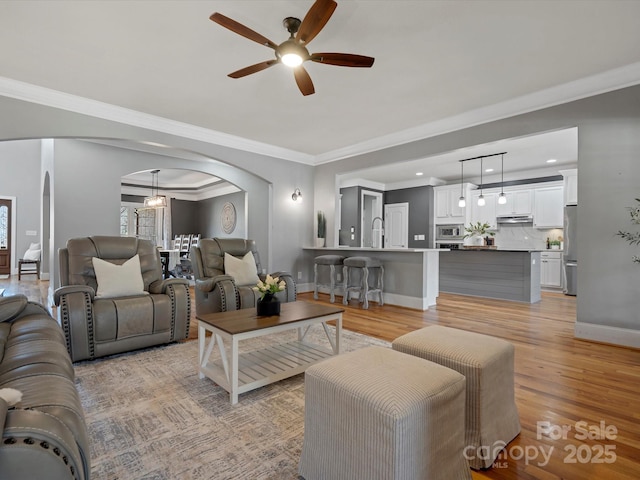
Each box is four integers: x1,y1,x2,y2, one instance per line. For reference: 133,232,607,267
336,273,342,282
297,271,302,280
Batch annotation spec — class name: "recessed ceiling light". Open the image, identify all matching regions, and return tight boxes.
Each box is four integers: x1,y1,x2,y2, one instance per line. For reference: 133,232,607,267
416,172,423,176
546,159,557,163
485,168,494,173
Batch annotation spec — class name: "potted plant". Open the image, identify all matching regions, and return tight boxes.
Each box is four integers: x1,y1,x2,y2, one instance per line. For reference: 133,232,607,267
463,221,495,246
316,210,326,247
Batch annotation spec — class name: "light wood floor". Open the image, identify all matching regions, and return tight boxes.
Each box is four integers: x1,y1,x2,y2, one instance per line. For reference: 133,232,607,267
3,276,639,480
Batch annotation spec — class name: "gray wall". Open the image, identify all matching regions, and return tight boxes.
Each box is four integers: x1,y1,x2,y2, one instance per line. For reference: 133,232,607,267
339,186,360,247
197,191,246,239
0,140,43,271
171,199,199,238
384,186,434,248
314,84,640,345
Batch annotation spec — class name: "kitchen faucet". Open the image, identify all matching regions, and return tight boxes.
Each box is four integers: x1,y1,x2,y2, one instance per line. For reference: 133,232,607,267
372,216,384,248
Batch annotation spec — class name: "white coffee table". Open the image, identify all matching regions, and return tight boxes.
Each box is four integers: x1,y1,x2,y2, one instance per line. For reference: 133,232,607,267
197,301,343,404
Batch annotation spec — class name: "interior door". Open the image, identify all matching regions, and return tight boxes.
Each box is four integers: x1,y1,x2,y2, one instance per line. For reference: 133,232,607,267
384,203,409,249
0,199,12,275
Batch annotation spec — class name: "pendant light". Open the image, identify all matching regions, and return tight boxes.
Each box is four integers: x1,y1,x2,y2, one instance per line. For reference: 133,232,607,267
498,153,507,204
144,169,167,208
458,161,466,208
477,157,485,206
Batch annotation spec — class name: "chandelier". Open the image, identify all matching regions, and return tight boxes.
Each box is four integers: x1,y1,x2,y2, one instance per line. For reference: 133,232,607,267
144,169,167,208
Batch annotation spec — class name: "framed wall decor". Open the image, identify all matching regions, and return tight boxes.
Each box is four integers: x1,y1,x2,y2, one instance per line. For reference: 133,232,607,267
221,202,237,234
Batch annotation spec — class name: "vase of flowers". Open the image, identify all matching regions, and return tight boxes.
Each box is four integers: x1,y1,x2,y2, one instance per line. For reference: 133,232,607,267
316,210,326,248
254,275,286,316
463,221,495,246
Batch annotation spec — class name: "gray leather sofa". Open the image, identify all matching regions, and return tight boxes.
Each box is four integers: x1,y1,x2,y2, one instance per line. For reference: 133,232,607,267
55,236,191,362
190,238,296,316
0,294,90,480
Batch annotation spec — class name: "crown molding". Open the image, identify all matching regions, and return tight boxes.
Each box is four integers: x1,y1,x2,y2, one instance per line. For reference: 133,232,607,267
2,61,640,168
0,76,315,165
314,61,640,165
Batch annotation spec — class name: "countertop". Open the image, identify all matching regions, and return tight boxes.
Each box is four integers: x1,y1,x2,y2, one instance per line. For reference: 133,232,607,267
443,248,544,252
304,247,446,252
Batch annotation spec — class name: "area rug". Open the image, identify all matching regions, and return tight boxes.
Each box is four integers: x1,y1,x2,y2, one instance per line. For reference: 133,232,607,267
74,326,389,480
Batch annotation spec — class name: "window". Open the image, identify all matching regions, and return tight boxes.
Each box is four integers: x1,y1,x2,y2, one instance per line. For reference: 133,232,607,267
120,206,129,236
135,208,157,245
120,202,164,246
0,205,7,249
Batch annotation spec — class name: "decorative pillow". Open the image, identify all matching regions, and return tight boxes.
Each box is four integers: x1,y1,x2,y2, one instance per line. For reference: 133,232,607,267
28,242,41,251
91,254,147,298
23,248,41,261
224,251,260,286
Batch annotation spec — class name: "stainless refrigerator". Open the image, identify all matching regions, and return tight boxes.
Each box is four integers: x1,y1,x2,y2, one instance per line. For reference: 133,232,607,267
563,205,577,296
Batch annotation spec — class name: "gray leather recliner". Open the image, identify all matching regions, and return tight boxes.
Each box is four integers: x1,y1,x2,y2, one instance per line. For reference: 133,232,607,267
54,236,191,362
190,238,296,316
0,294,90,480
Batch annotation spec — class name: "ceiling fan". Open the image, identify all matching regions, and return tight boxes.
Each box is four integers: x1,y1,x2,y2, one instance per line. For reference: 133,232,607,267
210,0,375,96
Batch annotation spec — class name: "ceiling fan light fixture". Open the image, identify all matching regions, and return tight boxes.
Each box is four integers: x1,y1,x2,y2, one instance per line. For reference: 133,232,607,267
282,53,303,67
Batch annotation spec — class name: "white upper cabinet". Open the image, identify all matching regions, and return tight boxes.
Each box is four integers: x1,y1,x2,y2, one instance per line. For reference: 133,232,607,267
470,191,498,230
560,169,578,205
434,184,473,225
533,186,564,228
496,189,533,216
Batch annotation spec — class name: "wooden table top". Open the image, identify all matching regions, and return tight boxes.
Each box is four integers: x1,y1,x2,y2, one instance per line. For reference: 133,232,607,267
197,301,344,335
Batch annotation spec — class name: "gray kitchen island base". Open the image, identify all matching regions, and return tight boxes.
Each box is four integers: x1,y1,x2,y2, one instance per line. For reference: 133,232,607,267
440,249,541,303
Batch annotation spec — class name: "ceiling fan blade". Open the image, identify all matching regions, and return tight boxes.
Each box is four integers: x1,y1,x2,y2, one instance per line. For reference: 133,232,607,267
210,12,278,49
311,53,375,67
228,60,278,79
296,0,337,45
293,66,315,96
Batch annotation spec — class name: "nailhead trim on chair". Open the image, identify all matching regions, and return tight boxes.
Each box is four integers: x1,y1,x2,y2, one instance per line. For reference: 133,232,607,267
59,291,95,360
167,283,191,339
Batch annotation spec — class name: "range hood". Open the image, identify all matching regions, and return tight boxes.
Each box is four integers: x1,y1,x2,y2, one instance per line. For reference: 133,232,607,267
496,215,534,224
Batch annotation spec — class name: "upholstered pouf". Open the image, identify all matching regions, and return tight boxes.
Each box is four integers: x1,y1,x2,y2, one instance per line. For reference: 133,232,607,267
392,326,521,469
313,255,345,303
342,256,384,309
298,346,471,480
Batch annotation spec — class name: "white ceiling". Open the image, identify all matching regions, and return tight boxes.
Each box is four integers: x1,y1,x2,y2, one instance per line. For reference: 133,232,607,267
1,1,640,185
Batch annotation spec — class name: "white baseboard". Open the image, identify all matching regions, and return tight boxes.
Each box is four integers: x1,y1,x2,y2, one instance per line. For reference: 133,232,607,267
574,322,640,349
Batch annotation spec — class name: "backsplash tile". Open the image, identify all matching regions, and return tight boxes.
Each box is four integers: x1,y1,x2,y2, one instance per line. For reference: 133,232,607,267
494,225,564,250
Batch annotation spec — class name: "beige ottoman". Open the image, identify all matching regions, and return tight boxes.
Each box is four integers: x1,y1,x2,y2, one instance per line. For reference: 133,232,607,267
392,326,521,469
298,346,471,480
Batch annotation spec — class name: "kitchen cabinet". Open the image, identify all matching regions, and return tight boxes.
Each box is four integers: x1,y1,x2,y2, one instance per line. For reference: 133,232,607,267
496,189,532,216
470,191,497,230
434,184,473,225
560,169,578,205
541,251,563,288
533,186,564,228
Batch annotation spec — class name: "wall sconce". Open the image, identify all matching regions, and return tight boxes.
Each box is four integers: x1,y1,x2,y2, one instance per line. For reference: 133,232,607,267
291,188,303,202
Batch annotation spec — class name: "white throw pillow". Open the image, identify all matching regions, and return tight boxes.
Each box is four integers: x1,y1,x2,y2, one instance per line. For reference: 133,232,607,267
92,254,147,298
29,242,41,251
23,249,41,261
224,251,260,286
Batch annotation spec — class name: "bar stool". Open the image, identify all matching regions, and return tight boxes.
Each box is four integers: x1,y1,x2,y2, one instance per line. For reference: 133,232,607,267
343,256,384,309
313,255,345,303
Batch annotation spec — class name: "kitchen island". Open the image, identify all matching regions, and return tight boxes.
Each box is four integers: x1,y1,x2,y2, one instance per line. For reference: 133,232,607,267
439,248,541,303
304,247,445,310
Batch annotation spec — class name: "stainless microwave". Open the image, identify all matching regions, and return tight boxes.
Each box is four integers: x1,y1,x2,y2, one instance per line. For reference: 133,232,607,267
436,224,464,240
